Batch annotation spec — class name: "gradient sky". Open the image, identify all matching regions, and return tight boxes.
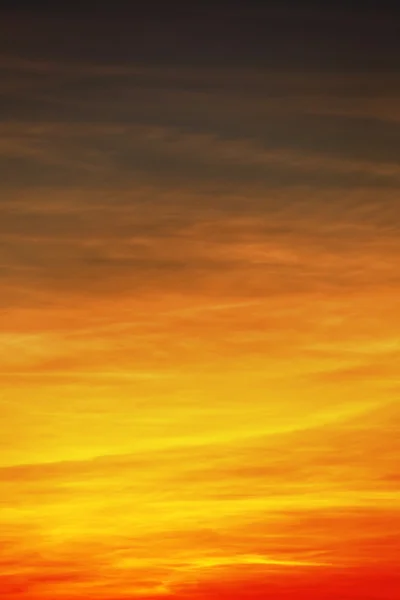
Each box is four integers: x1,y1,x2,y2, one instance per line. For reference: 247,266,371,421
1,2,400,599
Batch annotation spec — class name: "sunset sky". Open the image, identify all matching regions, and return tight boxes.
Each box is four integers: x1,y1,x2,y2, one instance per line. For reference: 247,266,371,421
1,2,400,599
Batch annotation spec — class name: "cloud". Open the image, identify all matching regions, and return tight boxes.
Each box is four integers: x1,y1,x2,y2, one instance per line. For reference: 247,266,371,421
1,10,400,599
0,399,398,597
1,121,400,193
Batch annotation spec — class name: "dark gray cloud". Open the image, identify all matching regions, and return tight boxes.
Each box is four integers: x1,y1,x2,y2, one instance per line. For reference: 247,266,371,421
1,52,400,195
1,4,399,304
1,3,400,70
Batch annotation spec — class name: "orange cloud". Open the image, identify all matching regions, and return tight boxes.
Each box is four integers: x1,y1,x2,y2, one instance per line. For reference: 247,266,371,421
1,11,400,596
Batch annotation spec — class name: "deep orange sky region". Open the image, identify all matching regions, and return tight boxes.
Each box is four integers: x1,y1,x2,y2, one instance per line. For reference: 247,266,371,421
1,3,400,599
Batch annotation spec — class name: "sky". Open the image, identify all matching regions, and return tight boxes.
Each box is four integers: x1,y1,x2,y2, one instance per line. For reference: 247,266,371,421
1,2,400,599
